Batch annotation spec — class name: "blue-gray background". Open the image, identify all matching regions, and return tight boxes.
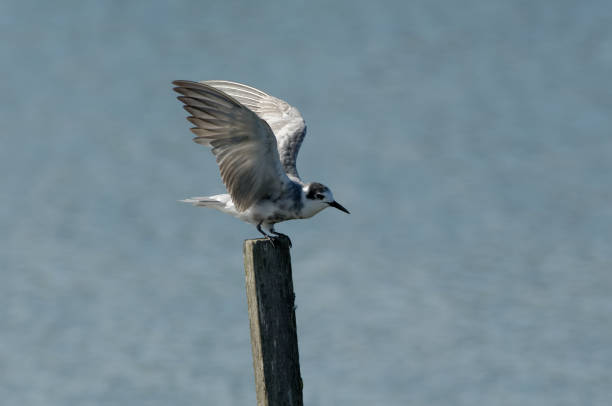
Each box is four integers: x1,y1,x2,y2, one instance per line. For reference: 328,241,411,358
1,1,611,405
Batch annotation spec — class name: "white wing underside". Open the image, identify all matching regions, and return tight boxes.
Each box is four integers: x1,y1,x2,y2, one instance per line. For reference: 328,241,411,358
202,80,307,181
173,80,292,212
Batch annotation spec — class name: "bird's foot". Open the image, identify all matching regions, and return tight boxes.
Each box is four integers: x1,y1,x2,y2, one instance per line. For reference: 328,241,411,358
265,234,276,247
271,231,292,248
257,222,292,248
257,222,275,247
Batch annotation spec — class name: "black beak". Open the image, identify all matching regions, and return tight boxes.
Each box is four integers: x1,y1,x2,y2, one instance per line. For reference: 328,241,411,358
329,201,350,214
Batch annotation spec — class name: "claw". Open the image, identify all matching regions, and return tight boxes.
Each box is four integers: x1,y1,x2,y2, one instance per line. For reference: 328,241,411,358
257,222,292,248
257,221,274,246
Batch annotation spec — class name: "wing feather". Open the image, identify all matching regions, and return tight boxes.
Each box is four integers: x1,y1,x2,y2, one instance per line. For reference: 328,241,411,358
173,80,290,211
203,80,307,180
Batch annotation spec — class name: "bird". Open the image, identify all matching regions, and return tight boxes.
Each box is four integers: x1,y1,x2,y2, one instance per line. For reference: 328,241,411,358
172,80,349,247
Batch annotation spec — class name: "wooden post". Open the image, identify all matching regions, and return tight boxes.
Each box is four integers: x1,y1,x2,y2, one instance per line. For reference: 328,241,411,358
243,236,303,406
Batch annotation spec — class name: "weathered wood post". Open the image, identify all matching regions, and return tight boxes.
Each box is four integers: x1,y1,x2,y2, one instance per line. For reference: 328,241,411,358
243,236,303,406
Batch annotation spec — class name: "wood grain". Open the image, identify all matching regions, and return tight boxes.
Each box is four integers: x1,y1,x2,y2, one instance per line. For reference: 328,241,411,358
243,236,303,406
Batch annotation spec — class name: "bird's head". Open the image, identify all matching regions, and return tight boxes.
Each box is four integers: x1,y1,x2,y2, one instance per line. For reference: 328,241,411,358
301,182,350,218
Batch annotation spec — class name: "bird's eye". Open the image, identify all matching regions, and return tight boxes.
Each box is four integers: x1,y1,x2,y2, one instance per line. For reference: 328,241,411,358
315,193,324,200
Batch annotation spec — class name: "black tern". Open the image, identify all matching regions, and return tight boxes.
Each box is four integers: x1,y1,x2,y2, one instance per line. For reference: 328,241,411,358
173,80,349,246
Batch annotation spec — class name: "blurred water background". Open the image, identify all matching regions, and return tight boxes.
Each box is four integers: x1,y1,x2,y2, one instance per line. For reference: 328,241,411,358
1,1,611,405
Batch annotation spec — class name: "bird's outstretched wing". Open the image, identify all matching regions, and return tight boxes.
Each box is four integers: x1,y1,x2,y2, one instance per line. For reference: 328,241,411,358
203,80,307,181
173,80,291,212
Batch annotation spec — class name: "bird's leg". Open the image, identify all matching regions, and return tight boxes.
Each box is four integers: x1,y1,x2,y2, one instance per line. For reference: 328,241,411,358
257,221,275,247
270,229,292,248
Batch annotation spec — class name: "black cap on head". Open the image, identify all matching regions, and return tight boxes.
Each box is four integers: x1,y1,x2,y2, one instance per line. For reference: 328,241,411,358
306,182,328,199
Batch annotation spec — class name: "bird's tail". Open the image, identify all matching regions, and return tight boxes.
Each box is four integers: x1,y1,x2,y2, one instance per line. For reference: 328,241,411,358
179,196,226,208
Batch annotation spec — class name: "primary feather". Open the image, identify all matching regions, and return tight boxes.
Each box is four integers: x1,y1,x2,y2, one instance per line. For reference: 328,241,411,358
172,80,291,211
203,80,307,181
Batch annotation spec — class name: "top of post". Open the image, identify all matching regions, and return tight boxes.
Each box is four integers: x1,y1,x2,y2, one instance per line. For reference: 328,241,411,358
244,235,292,253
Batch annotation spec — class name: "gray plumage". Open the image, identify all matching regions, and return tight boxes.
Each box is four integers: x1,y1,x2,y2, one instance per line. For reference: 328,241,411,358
173,80,291,211
203,80,307,180
173,80,349,244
